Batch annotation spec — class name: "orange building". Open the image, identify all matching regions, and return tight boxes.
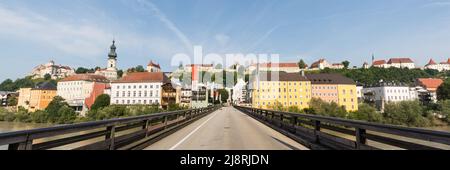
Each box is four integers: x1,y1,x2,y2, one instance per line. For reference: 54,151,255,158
29,82,57,112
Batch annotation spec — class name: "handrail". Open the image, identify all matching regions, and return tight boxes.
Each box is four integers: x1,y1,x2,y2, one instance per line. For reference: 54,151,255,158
0,105,221,150
234,105,450,150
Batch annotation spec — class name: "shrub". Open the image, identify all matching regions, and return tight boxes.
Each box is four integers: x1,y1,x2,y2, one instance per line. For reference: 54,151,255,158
349,103,383,123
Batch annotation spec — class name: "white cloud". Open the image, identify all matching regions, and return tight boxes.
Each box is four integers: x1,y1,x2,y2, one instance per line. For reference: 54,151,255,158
135,0,193,53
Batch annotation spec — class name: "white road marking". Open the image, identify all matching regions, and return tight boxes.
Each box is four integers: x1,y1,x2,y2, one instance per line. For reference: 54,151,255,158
169,112,218,150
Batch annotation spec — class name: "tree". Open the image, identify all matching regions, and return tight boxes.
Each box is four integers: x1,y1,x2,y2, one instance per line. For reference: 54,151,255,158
219,89,229,103
117,70,124,78
349,103,383,123
298,59,307,69
7,96,18,106
383,101,430,127
309,98,347,118
437,79,450,100
438,100,450,123
90,94,111,111
45,96,70,123
342,61,350,69
0,79,14,91
76,67,94,74
56,105,78,124
44,74,52,80
135,65,145,72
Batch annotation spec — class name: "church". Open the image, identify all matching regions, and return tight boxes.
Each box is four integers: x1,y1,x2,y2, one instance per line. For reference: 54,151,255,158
95,40,119,80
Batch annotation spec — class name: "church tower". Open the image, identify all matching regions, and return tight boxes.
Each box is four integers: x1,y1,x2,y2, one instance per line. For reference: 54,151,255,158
107,40,118,71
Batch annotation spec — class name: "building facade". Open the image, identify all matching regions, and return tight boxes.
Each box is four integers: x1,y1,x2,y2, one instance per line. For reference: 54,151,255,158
424,59,450,72
252,72,312,110
111,72,175,108
415,78,444,103
147,60,162,72
307,74,358,112
362,82,418,111
0,91,18,107
372,58,415,69
247,62,301,74
28,82,57,112
29,60,75,79
57,74,109,113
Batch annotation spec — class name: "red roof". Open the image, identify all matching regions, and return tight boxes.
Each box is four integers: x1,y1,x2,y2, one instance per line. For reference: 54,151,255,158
372,60,386,65
60,74,108,82
255,62,299,68
387,58,414,64
417,78,444,91
147,60,161,68
113,72,169,83
310,59,326,68
84,82,110,109
427,59,437,65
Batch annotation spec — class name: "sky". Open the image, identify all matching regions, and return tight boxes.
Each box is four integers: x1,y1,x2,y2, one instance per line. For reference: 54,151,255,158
1,0,450,81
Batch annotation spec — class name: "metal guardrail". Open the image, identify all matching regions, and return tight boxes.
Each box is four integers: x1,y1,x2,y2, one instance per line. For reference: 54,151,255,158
234,106,450,150
0,106,220,150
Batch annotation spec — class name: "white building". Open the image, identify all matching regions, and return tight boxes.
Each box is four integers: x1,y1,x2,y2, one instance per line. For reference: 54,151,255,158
232,78,247,104
424,59,450,72
30,60,75,79
147,60,162,72
184,64,214,73
362,81,418,110
95,40,119,81
372,58,415,69
110,72,170,106
57,74,109,113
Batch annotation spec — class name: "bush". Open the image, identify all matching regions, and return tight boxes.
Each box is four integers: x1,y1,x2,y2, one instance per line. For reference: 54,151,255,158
349,103,383,123
55,105,78,124
31,110,49,123
383,101,431,127
309,98,347,118
438,100,450,123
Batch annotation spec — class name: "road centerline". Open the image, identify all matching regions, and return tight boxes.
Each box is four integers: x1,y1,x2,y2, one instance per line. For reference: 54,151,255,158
169,112,218,150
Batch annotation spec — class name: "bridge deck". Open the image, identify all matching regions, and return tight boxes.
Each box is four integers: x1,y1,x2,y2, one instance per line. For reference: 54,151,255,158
145,107,308,150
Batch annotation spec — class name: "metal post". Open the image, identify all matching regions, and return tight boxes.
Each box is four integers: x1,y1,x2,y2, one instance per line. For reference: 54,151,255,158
356,128,367,149
106,126,116,150
313,120,321,143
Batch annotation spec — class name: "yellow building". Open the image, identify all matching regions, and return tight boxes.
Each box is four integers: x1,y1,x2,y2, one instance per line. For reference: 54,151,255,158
17,88,32,110
252,72,311,110
28,82,57,112
307,74,358,112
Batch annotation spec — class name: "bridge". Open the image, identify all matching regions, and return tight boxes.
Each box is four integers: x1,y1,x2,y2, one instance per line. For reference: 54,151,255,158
0,105,449,150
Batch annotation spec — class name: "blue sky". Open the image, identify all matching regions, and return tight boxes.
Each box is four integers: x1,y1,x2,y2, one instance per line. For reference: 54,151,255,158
1,0,450,81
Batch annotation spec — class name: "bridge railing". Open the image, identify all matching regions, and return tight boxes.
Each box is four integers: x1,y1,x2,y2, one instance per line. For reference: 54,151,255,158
0,106,220,150
234,105,450,150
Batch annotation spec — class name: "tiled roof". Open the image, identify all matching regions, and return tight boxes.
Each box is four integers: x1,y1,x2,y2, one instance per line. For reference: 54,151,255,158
373,60,386,65
387,58,414,64
306,73,356,85
147,60,161,68
33,82,57,90
417,78,444,91
60,74,109,82
254,63,299,68
427,59,437,65
310,59,326,68
113,72,169,83
257,72,308,82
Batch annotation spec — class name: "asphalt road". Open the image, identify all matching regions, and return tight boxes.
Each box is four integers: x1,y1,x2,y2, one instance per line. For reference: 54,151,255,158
145,107,309,150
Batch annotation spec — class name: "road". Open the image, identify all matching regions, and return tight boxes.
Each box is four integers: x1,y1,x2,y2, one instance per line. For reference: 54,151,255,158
145,107,309,150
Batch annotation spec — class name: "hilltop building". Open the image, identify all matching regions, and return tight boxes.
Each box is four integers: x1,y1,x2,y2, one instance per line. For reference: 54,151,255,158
424,58,450,72
247,62,301,74
29,60,75,79
372,58,415,69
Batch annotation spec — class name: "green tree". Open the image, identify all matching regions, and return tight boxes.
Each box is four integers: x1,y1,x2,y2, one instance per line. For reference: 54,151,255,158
7,96,18,106
56,105,78,124
44,74,52,80
437,79,450,100
135,65,145,72
0,79,15,91
349,103,383,123
383,101,430,127
298,59,307,69
219,89,229,103
31,110,49,123
90,94,111,111
117,70,124,78
75,67,95,74
309,98,347,118
45,96,70,123
438,100,450,123
342,61,350,69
